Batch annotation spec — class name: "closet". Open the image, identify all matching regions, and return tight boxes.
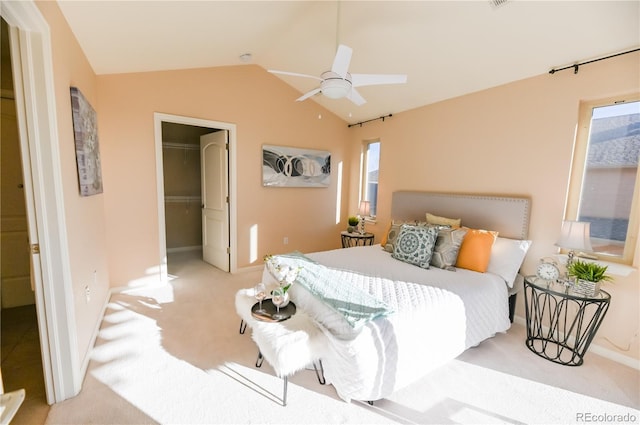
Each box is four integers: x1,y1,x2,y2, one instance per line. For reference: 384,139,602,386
161,122,215,254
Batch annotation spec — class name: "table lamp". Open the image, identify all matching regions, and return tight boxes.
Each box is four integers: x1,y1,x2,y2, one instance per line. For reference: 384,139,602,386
555,220,593,269
358,201,370,234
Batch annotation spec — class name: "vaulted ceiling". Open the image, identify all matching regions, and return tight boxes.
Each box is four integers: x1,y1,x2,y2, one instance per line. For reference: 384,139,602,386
57,1,640,124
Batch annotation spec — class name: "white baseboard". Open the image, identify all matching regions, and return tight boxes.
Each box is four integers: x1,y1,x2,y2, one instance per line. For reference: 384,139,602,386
79,288,113,386
234,264,264,274
513,316,639,370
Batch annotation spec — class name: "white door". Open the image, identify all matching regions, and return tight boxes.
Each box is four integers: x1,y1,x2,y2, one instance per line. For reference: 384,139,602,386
201,131,230,271
1,97,35,308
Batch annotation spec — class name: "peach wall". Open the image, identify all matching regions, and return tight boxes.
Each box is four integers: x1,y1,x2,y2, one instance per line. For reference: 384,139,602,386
347,52,640,363
34,0,640,377
36,2,111,366
97,66,351,286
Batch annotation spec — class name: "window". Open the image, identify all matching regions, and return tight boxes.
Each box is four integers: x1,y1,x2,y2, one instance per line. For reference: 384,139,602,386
361,140,380,217
566,94,639,264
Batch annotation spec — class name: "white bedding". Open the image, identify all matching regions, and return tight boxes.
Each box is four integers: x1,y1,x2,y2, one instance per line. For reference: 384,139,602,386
265,244,511,402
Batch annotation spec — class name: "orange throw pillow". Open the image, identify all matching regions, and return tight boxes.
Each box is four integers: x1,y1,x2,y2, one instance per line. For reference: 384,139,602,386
455,229,498,273
380,221,392,246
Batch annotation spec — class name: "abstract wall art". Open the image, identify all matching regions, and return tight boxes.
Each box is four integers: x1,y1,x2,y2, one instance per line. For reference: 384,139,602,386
70,86,103,196
262,144,331,188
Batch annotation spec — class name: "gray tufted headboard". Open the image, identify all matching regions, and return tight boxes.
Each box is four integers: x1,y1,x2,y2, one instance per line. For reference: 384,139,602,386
390,191,531,240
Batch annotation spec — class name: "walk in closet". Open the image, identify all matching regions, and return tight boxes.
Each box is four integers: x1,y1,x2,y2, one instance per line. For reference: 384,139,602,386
161,122,214,253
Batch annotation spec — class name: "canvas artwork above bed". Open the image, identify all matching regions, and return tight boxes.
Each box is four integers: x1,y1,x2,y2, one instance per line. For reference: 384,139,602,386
258,191,532,403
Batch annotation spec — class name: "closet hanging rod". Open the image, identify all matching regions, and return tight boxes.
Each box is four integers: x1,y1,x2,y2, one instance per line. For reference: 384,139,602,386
162,142,199,150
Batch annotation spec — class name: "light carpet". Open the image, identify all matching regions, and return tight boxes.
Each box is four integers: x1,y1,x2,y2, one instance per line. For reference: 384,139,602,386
45,253,639,424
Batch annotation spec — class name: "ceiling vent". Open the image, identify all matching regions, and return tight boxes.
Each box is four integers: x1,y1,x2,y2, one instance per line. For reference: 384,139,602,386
489,0,510,9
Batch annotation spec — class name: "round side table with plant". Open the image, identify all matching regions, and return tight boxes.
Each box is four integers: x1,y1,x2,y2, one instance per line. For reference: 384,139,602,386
566,259,612,297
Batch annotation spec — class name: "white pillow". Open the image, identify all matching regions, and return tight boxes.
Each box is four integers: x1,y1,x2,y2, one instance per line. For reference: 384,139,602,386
487,237,532,288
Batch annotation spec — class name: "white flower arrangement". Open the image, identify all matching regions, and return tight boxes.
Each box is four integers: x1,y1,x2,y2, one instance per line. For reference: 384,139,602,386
264,254,302,293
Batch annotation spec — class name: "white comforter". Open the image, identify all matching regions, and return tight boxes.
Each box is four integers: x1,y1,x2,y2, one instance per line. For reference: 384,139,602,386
263,245,511,402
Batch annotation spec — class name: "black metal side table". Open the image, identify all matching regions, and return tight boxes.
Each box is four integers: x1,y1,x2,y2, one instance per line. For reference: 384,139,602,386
523,276,610,366
341,231,374,248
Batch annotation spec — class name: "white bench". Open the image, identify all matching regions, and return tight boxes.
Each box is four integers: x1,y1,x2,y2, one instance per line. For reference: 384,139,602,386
235,288,327,405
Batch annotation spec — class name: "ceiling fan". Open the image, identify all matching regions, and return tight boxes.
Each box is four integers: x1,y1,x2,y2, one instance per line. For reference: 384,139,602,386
268,44,407,106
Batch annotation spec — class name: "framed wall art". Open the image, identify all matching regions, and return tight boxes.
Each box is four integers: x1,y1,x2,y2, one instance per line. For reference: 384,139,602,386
262,144,331,188
70,86,103,196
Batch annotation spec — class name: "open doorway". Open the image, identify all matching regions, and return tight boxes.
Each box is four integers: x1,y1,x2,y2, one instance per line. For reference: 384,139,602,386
155,114,237,276
161,122,217,271
2,1,83,405
0,16,49,422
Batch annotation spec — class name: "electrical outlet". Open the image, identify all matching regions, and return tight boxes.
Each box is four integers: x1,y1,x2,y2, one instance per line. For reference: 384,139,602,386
283,236,289,245
85,285,91,303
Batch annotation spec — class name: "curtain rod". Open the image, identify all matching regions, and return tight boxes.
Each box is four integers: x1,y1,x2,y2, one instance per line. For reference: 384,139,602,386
549,47,640,75
348,114,393,128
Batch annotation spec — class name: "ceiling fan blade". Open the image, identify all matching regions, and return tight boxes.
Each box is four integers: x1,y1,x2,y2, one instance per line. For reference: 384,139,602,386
347,88,366,106
296,87,322,102
351,73,407,87
331,44,353,78
268,69,323,81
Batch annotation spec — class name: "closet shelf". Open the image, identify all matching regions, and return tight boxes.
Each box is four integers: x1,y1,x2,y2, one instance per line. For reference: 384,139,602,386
165,195,201,204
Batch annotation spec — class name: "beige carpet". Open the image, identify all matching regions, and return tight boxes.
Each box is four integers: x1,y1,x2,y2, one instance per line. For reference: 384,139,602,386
45,252,639,424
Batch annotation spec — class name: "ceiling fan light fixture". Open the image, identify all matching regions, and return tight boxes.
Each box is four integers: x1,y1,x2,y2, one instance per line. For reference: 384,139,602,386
322,80,351,99
320,71,352,99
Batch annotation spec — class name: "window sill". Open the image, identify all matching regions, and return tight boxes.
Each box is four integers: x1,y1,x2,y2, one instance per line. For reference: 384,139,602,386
553,254,636,277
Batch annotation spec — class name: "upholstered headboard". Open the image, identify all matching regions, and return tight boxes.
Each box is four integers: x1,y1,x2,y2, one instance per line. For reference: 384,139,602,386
390,191,531,240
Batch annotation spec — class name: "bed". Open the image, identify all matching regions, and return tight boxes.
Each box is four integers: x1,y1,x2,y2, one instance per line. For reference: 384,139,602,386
260,191,531,403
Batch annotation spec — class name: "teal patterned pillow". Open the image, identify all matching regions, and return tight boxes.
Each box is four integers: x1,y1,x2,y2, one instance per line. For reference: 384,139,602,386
384,220,444,253
392,224,438,269
431,227,468,271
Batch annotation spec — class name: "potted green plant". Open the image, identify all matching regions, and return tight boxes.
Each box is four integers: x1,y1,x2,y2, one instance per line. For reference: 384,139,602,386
566,259,612,296
347,216,360,233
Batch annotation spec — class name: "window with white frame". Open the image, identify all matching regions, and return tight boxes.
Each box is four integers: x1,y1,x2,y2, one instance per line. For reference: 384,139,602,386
566,94,639,264
361,140,380,217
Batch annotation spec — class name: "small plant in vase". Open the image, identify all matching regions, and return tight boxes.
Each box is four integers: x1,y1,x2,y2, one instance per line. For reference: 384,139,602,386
347,216,359,233
566,259,612,297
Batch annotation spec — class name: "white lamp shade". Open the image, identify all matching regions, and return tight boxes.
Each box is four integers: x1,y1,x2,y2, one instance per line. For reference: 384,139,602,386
358,201,370,216
555,220,593,252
